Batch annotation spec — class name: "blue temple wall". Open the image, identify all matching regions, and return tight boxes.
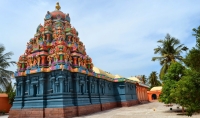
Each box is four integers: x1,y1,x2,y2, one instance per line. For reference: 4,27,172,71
113,82,138,102
12,70,139,109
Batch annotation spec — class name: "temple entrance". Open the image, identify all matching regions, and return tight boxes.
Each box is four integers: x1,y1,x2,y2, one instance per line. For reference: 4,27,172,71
152,94,157,100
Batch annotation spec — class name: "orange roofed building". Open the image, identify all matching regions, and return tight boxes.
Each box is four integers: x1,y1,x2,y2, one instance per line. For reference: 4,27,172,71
0,93,12,113
147,86,162,101
128,76,149,102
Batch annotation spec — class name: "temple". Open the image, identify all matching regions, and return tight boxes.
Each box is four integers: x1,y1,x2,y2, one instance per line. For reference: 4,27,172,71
9,3,149,118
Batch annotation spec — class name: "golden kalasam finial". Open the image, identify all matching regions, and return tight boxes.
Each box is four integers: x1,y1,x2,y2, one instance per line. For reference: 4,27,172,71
55,2,61,10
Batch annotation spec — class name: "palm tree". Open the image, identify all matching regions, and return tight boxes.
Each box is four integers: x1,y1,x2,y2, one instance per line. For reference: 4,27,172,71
141,75,147,84
152,34,188,80
5,82,16,105
0,44,15,91
148,71,161,88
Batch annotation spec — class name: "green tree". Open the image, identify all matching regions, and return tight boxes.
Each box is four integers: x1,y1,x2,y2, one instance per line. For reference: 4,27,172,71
152,34,188,80
5,82,16,105
141,75,147,84
171,26,200,116
183,27,200,72
0,44,15,91
148,71,161,88
159,62,185,104
172,69,200,116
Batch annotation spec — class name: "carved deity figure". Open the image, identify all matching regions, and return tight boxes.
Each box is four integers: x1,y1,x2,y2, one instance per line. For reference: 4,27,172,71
54,53,60,63
71,27,77,36
17,62,21,70
66,48,70,54
90,63,94,70
44,20,52,28
34,36,39,45
53,31,56,39
33,58,38,66
36,55,41,66
69,56,72,65
42,34,46,41
53,25,65,41
64,53,69,63
47,55,52,66
67,35,72,42
64,21,71,29
83,59,87,68
27,57,33,67
72,36,76,43
76,37,80,43
78,57,82,67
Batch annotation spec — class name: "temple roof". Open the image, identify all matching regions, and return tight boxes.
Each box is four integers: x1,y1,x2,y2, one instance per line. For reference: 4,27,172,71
115,74,124,78
150,86,162,91
105,72,115,79
93,66,107,75
93,66,115,78
0,93,8,97
50,10,66,20
127,76,141,82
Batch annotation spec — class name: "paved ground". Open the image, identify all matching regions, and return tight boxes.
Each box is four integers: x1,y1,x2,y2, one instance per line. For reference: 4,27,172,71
1,101,200,118
75,101,200,118
0,114,8,118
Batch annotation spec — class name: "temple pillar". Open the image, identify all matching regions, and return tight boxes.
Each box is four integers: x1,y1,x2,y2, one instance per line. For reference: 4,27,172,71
41,55,46,65
39,76,45,94
26,79,30,95
36,84,39,95
51,77,55,93
55,80,59,93
17,85,21,96
73,57,78,65
68,76,72,92
59,76,64,93
65,77,69,92
74,74,80,93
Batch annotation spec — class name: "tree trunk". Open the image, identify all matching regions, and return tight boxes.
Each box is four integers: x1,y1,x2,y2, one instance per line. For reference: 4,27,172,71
182,106,184,113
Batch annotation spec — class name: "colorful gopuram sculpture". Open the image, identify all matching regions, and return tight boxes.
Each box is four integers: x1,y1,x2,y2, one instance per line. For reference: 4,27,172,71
16,3,93,76
9,3,148,118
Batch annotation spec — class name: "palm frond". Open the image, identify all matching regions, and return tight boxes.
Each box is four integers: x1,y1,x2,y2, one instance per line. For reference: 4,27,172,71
0,44,15,90
152,56,165,61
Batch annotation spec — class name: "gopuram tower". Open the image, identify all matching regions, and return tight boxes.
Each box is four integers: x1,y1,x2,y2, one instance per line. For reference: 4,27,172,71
9,3,141,118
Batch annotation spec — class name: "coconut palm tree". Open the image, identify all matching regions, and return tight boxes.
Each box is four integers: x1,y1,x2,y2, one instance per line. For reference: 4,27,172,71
148,71,161,88
141,75,147,84
152,34,188,80
0,44,15,91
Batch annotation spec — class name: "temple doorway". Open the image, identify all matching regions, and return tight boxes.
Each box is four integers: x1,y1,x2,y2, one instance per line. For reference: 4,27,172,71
152,94,157,100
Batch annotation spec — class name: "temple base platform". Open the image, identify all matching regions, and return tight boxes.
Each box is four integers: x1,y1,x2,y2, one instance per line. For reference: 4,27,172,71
9,100,139,118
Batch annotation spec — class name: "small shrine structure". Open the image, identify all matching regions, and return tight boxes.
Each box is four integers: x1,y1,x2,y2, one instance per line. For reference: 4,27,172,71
9,3,149,118
147,86,162,101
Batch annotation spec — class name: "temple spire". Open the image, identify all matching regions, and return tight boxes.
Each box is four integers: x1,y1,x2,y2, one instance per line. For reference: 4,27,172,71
55,2,61,10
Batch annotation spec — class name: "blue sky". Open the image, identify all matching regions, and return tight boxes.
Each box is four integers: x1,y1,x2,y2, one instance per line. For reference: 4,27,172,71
0,0,200,78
